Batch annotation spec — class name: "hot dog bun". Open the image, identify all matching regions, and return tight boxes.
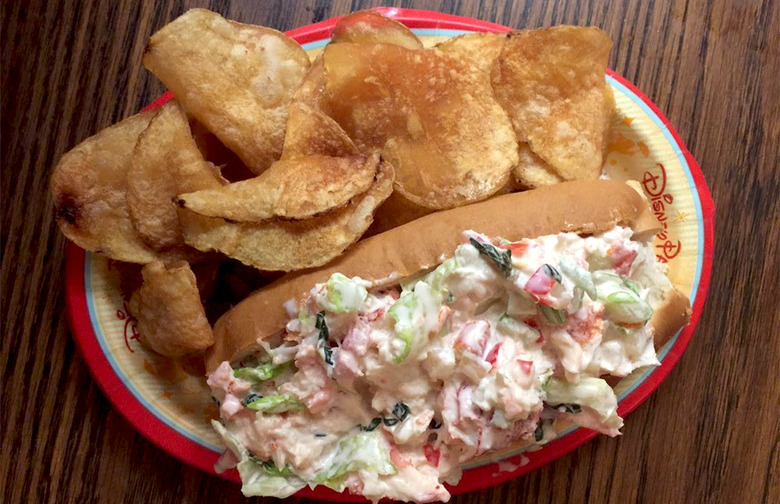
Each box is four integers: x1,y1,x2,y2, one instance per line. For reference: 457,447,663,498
207,179,687,371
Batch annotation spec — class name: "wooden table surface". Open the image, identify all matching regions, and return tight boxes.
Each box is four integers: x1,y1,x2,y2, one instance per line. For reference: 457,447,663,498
2,1,778,503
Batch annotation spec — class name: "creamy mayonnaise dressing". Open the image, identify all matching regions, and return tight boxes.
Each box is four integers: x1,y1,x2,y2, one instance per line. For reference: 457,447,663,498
208,226,673,502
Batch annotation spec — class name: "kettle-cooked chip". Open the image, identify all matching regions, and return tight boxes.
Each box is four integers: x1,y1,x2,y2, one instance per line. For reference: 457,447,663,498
435,31,508,75
143,9,310,174
129,261,214,358
189,118,256,183
281,102,359,159
178,153,379,222
126,101,225,250
512,143,564,189
51,112,163,263
323,43,517,210
331,10,423,49
492,26,613,182
180,160,394,272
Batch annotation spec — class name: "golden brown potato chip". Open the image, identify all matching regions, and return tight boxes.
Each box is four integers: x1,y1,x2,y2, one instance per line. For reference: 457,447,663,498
178,153,378,222
281,102,359,159
512,143,564,188
189,118,256,182
292,55,329,115
129,261,214,358
143,9,310,174
492,26,613,181
51,111,163,263
323,43,517,210
126,101,225,250
435,32,508,75
180,159,394,271
331,11,423,49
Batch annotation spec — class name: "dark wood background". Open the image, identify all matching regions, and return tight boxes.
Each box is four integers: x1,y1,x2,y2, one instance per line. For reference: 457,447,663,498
2,1,778,503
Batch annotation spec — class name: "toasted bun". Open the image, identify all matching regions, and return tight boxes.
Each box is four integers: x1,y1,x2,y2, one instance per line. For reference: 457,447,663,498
207,179,662,371
651,287,692,348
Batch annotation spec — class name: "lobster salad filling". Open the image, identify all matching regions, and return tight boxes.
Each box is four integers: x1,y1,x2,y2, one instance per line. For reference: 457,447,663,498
208,226,674,502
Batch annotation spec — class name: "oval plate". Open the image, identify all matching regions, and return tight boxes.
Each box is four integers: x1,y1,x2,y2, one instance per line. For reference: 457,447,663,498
65,8,715,501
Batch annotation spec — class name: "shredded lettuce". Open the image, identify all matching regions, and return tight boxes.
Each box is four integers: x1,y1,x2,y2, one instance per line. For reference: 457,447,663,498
237,458,305,498
317,273,368,313
244,394,305,413
424,257,458,293
233,362,289,383
544,377,623,434
388,293,417,363
388,282,442,363
593,272,653,324
558,256,597,300
314,431,396,492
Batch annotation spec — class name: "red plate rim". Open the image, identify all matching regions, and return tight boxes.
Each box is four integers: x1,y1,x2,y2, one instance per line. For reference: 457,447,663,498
65,7,715,501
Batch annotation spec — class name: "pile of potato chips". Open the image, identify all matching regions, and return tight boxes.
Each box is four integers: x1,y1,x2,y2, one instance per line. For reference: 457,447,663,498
51,9,616,359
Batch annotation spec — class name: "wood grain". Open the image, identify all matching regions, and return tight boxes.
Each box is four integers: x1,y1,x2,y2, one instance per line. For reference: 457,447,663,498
2,1,778,503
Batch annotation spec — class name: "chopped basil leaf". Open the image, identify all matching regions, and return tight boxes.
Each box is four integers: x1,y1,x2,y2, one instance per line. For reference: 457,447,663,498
359,405,410,432
542,264,562,283
315,311,334,365
315,311,329,342
248,454,293,477
359,417,383,432
241,392,262,406
323,346,333,366
469,238,512,277
533,422,545,442
540,305,566,326
392,402,411,422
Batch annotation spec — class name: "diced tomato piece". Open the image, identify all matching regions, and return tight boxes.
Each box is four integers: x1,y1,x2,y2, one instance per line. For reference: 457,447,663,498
609,242,639,276
423,444,441,467
517,359,533,374
454,321,490,355
485,343,502,367
525,266,557,298
366,308,385,322
389,444,412,469
500,241,529,255
523,318,544,343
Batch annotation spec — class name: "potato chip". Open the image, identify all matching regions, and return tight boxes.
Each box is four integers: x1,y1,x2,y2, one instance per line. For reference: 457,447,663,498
51,111,162,263
129,261,214,358
281,102,359,159
189,118,256,182
512,143,564,188
180,159,394,271
178,153,378,222
492,26,613,181
331,11,423,49
143,9,310,174
323,43,517,209
292,55,329,115
435,32,508,75
126,101,225,250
